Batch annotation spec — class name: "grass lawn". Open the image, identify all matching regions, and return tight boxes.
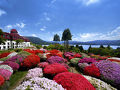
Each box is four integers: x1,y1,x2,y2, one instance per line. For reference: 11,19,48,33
8,71,28,90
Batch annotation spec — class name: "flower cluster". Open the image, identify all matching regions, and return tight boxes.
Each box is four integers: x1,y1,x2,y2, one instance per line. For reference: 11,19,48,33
15,77,65,90
70,58,80,66
26,68,43,79
0,65,13,73
44,63,68,75
24,49,36,54
6,55,23,64
64,52,74,59
47,56,66,64
94,60,120,88
1,61,19,71
79,57,97,64
78,63,89,70
0,69,12,80
107,58,120,63
53,72,95,90
0,52,11,59
0,75,5,86
38,62,49,68
84,64,100,77
83,75,117,90
73,53,82,58
17,51,31,59
21,54,40,68
7,52,18,58
60,63,70,70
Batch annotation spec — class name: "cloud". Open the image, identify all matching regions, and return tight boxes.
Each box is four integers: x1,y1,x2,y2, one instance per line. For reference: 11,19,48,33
40,26,46,31
43,12,51,21
76,0,100,6
72,26,120,41
46,17,51,21
5,25,13,30
32,34,37,37
0,9,6,16
15,23,26,28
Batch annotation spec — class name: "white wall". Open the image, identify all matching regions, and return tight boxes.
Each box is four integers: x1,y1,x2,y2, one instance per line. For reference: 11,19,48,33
0,40,31,50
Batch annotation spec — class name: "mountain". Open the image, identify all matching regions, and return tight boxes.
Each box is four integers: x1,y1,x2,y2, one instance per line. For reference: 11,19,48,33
24,36,50,45
48,40,120,45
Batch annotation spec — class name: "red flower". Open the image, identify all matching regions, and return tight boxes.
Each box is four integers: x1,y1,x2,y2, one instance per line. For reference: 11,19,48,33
44,63,68,75
107,59,120,62
73,53,82,58
0,75,4,86
53,72,95,90
69,56,74,60
22,54,40,68
84,64,100,77
0,52,11,59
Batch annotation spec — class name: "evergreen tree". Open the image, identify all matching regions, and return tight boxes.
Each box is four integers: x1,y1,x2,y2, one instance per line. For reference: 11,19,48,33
100,45,104,48
88,45,92,53
0,29,6,44
107,45,111,49
79,45,84,52
53,34,60,41
15,39,24,48
61,28,72,51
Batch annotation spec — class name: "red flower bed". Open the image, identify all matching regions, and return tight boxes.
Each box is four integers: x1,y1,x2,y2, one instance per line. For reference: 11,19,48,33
21,54,40,68
53,72,95,90
38,62,49,68
46,53,62,59
84,64,100,77
0,75,4,86
73,53,82,58
44,63,68,75
48,49,60,54
0,52,11,59
107,59,120,62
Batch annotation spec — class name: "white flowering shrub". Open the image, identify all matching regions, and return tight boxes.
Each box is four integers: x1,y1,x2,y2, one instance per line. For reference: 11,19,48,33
8,52,18,58
25,68,43,79
15,77,65,90
0,65,13,73
83,75,117,90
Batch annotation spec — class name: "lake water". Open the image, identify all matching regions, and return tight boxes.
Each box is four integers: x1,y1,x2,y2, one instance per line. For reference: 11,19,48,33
42,45,120,50
74,45,120,50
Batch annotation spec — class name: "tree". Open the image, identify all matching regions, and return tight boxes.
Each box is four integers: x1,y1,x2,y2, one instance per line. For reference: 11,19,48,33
100,45,104,48
61,28,72,51
88,45,92,53
15,39,24,48
0,29,6,44
53,34,60,41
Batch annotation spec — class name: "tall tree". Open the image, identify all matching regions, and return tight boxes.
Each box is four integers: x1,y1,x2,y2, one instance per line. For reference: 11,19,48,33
53,34,60,41
61,28,72,51
0,29,6,44
15,39,24,48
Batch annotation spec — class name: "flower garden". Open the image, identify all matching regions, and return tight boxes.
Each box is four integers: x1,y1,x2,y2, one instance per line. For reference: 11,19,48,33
0,48,120,90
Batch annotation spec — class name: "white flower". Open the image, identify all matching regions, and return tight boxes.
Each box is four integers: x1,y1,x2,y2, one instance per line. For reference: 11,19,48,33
0,65,13,73
8,52,18,58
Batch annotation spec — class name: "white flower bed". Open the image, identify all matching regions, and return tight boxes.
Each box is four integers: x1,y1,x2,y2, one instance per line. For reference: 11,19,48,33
26,68,43,79
15,77,65,90
0,65,13,73
83,75,117,90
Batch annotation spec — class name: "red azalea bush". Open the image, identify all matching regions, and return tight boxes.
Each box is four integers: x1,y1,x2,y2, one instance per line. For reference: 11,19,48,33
38,62,49,68
23,49,36,54
21,54,40,68
84,64,100,77
0,75,4,86
46,53,62,59
60,63,70,70
44,63,68,75
1,61,19,71
0,69,12,80
107,59,120,62
73,53,82,58
53,72,95,90
0,52,11,59
98,56,108,60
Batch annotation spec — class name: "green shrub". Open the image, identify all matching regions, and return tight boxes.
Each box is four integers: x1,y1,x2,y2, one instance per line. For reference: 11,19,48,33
70,47,80,53
70,58,80,66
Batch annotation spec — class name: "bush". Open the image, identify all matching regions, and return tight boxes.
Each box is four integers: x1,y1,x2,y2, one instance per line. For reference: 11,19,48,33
0,69,12,80
0,52,11,59
0,65,13,74
47,56,66,64
15,77,64,90
70,58,80,66
21,54,40,68
38,62,49,68
44,63,68,75
94,60,120,89
79,57,97,64
1,61,19,71
84,64,100,77
0,75,5,86
53,72,95,90
70,47,80,53
14,48,22,52
26,68,43,79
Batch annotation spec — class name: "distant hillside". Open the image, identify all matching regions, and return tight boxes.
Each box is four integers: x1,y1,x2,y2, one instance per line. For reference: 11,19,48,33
24,36,50,45
49,40,120,45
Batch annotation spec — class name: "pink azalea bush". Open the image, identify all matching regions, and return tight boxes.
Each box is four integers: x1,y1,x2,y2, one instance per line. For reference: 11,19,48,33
0,69,12,80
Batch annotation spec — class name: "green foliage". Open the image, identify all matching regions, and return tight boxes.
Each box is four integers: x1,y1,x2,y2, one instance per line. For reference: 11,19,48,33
53,34,60,41
14,48,23,52
0,29,3,35
70,47,80,53
99,45,105,48
70,58,80,66
0,56,10,61
79,46,84,52
35,44,42,49
18,51,31,55
47,44,64,51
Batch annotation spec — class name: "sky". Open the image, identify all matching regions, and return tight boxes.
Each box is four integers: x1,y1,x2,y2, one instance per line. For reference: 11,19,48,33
0,0,120,42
